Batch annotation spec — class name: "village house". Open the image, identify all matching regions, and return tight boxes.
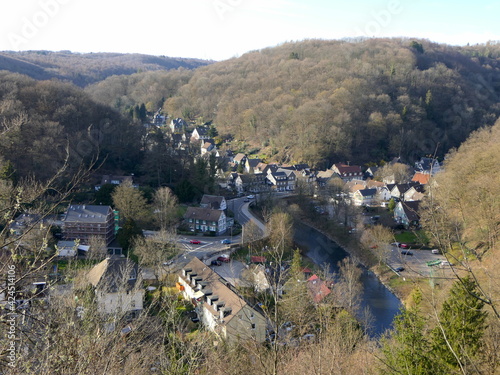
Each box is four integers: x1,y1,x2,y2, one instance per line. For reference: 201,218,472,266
235,173,267,194
411,172,431,185
170,117,187,133
200,139,216,155
233,153,247,165
62,205,116,245
200,194,227,211
331,163,364,182
306,274,332,304
191,126,210,141
403,185,426,201
394,201,421,228
85,257,144,316
266,170,288,191
315,169,336,187
389,182,422,201
183,207,227,235
177,257,267,342
415,157,441,175
253,162,268,174
245,158,262,173
352,188,377,206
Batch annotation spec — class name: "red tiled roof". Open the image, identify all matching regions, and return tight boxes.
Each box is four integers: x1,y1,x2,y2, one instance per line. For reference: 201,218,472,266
250,256,266,263
307,274,331,303
412,172,430,184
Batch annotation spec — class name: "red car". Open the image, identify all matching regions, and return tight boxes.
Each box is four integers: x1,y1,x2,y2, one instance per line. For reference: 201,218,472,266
190,239,201,244
400,243,410,249
217,256,230,263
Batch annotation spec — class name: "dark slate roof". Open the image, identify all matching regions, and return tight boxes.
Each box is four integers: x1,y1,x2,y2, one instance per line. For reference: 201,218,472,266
63,205,112,224
200,195,225,210
184,207,224,222
358,188,377,196
194,126,208,136
402,201,421,222
246,158,261,168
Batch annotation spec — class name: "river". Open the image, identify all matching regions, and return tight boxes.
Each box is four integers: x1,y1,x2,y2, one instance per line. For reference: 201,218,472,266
293,222,402,338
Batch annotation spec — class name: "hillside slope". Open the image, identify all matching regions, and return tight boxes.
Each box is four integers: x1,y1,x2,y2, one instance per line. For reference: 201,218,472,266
163,38,500,166
0,50,212,86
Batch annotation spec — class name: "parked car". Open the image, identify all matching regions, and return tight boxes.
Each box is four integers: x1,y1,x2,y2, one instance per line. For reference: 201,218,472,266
243,198,250,202
211,260,222,266
431,249,441,254
391,242,400,247
247,195,255,199
220,239,231,244
189,239,201,244
399,243,410,249
217,255,230,263
401,250,413,256
394,266,405,272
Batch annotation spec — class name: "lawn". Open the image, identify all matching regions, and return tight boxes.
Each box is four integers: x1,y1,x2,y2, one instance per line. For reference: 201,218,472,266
394,230,429,245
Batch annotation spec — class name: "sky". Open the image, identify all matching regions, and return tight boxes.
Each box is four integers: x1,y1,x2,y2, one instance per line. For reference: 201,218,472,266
1,0,500,61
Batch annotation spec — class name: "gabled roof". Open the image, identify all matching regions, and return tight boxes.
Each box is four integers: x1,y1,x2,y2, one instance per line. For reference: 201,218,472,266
181,257,259,325
200,195,225,210
63,205,112,224
331,163,363,176
86,258,139,293
193,126,208,136
307,274,331,303
411,172,431,185
184,207,224,222
246,158,261,168
233,153,246,163
399,201,421,222
254,162,268,173
366,179,385,188
316,170,335,179
357,188,377,197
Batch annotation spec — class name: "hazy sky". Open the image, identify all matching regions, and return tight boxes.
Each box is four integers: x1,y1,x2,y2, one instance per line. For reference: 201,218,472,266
1,0,499,61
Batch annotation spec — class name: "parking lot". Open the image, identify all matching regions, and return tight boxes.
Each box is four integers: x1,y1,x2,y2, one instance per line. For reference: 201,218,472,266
387,244,453,278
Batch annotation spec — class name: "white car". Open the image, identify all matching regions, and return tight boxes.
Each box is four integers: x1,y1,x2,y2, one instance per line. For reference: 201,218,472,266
246,195,255,199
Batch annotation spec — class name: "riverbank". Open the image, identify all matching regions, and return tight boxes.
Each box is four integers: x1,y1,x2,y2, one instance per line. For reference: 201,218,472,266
295,218,406,301
250,196,409,302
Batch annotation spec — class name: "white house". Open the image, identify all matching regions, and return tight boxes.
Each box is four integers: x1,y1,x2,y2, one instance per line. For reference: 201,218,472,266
177,257,267,343
183,207,227,235
85,258,144,316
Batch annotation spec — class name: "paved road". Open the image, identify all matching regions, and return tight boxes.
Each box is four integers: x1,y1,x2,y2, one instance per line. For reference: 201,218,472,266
387,244,452,278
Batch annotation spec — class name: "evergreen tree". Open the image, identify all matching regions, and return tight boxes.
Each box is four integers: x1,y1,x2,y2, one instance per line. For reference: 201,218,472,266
208,125,218,138
431,276,487,373
380,290,435,374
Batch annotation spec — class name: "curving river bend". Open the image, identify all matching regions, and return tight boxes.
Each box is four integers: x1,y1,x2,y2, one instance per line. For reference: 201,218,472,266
293,222,402,338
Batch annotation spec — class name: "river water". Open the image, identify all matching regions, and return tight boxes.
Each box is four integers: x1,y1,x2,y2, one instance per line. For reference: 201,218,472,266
293,222,402,338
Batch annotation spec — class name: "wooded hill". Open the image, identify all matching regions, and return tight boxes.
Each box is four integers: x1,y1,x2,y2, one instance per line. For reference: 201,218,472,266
0,71,144,182
159,38,500,167
0,50,212,87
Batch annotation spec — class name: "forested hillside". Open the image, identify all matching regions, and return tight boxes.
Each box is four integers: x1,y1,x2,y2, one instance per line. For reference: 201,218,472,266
0,50,212,87
0,71,143,181
159,38,500,166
